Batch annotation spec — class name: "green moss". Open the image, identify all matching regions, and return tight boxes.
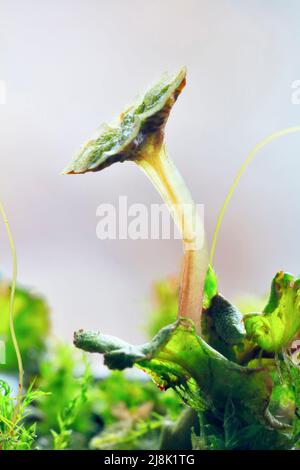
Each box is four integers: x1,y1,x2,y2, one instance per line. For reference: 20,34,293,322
0,281,50,374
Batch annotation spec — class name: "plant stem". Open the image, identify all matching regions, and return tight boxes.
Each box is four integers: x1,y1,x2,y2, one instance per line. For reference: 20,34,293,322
137,145,208,334
0,202,23,424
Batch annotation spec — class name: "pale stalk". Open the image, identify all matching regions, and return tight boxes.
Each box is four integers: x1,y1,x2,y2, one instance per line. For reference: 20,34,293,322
137,146,208,334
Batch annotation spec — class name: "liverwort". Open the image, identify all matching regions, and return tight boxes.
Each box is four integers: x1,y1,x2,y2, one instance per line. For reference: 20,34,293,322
66,70,300,440
63,68,208,333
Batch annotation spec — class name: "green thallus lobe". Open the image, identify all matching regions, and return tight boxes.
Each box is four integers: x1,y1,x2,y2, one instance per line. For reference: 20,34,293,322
244,271,300,352
73,319,274,427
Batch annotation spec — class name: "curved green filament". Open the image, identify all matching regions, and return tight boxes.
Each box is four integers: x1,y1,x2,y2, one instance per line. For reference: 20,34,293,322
0,202,23,422
209,126,300,266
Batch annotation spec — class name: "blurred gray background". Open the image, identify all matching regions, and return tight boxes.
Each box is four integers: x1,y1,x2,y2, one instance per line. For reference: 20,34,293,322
0,0,299,344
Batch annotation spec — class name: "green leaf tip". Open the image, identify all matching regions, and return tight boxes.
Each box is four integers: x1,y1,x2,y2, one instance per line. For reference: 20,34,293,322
203,265,218,309
244,271,300,352
73,322,176,370
62,67,186,175
206,294,247,345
